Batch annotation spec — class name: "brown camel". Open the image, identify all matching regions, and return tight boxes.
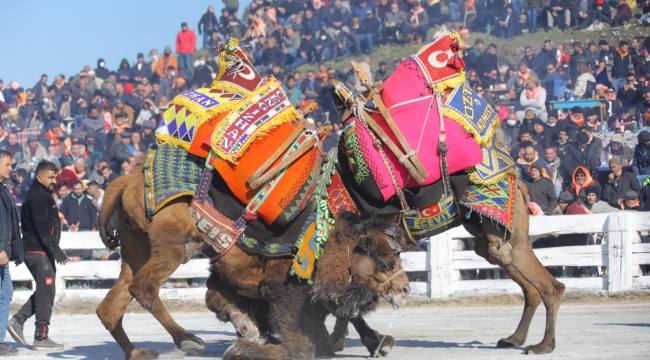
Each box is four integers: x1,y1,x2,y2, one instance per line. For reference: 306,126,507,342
96,164,410,360
202,180,565,356
206,212,411,359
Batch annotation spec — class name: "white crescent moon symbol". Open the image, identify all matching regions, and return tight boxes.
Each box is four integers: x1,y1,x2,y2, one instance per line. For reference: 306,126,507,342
238,63,256,80
427,49,455,68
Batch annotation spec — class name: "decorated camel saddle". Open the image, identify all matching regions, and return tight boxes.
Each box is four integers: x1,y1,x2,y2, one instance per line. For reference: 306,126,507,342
146,32,519,283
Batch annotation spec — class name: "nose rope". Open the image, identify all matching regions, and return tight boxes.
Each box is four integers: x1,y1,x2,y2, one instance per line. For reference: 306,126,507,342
378,268,405,289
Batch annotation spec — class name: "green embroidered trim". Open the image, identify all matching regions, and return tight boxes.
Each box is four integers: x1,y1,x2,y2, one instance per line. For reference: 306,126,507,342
344,120,371,185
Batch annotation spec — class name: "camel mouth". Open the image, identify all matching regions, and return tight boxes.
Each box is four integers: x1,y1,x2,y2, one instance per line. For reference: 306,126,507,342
384,289,408,310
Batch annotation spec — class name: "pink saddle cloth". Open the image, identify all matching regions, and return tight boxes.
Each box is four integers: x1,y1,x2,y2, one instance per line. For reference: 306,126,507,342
367,58,483,201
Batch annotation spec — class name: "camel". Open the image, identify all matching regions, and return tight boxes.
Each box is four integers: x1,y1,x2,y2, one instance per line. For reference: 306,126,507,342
202,178,565,357
96,163,410,360
206,212,411,359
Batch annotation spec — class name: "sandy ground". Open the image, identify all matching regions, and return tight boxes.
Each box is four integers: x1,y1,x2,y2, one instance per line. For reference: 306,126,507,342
4,303,650,359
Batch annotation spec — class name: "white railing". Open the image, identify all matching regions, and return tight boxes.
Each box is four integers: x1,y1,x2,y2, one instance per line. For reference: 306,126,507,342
401,212,650,298
9,212,650,303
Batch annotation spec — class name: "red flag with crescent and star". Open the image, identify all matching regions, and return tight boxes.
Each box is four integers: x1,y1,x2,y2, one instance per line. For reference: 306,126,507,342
410,31,465,87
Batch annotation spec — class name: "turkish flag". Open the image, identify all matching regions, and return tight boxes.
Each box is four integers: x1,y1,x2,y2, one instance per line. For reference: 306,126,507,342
411,32,462,86
418,203,442,218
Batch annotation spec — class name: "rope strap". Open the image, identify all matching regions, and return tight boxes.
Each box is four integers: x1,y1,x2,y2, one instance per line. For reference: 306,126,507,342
378,268,405,289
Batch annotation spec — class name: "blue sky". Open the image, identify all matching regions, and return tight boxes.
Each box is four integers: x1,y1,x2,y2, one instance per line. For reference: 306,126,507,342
0,0,250,88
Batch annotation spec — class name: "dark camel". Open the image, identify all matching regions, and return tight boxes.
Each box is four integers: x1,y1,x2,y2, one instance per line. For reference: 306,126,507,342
201,180,565,356
96,164,410,359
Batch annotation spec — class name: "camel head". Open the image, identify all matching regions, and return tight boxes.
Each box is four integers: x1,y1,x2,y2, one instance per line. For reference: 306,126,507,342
311,212,411,318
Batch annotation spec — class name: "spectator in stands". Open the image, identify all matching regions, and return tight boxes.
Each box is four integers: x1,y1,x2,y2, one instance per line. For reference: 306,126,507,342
109,131,132,171
525,162,558,215
601,157,641,208
543,146,563,195
500,112,520,149
619,73,640,110
608,41,635,95
619,190,641,210
569,42,594,83
131,53,152,85
584,185,620,213
572,0,593,30
636,89,650,127
94,59,109,80
583,109,600,132
558,190,588,214
284,77,303,108
156,47,178,80
120,160,132,176
518,77,548,122
611,0,632,27
574,65,596,99
506,61,537,105
87,180,104,212
176,22,197,79
383,2,407,46
198,6,219,48
579,127,602,155
564,106,584,141
495,4,519,41
562,131,598,179
605,133,634,157
536,41,556,78
541,64,569,101
521,46,537,72
0,133,22,166
142,121,156,148
545,0,571,32
100,166,118,189
55,183,68,209
21,135,47,171
356,10,380,55
60,141,94,173
568,165,600,203
517,144,548,181
609,107,634,131
402,1,428,45
60,181,96,231
313,27,334,62
633,130,650,175
67,157,88,181
476,44,499,80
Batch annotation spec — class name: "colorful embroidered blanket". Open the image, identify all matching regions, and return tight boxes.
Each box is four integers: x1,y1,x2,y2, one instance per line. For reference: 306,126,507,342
443,84,499,147
459,174,518,232
144,143,204,216
362,56,483,202
469,133,517,184
209,78,298,164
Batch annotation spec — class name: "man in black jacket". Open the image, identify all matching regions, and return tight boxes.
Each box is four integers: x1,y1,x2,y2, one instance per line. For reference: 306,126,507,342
601,157,641,208
525,162,559,215
198,6,218,48
7,160,66,351
536,41,557,78
59,181,97,231
476,44,500,79
562,131,598,180
0,150,24,357
355,10,380,55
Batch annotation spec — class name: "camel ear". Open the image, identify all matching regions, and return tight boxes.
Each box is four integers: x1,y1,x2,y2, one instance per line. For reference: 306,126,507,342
355,235,374,255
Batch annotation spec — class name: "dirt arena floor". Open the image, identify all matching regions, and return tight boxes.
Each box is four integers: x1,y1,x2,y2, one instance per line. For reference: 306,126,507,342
5,300,650,359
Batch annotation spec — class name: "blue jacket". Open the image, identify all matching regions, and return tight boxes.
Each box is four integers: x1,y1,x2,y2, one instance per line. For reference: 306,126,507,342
0,184,23,263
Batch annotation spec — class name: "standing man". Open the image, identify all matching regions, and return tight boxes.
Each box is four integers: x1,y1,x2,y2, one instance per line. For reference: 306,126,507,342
7,161,66,351
0,150,24,357
176,22,197,79
607,41,635,95
198,6,218,49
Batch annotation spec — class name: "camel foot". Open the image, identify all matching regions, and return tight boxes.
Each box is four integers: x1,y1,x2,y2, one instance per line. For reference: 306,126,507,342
231,312,260,340
497,336,525,348
371,335,395,357
222,341,253,360
174,332,205,355
523,341,555,355
332,337,346,352
127,348,159,360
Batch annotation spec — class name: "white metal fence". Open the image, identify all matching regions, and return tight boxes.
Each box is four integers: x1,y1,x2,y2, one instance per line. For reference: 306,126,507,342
9,212,650,303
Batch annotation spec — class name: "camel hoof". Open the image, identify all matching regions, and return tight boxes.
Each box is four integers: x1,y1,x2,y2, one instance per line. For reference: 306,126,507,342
332,338,346,352
127,348,159,360
523,342,555,355
174,332,205,355
497,337,524,348
371,335,395,357
231,312,260,340
223,341,247,360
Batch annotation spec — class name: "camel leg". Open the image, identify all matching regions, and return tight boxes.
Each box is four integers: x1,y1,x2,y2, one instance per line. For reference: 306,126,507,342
473,236,541,348
97,231,157,360
351,315,395,358
128,242,205,355
205,275,261,340
467,182,564,354
329,317,350,352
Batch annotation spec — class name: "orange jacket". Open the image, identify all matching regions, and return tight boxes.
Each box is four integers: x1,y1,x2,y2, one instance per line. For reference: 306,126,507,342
155,55,178,77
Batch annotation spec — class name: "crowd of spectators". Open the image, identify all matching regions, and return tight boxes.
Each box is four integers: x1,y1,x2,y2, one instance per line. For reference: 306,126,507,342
2,1,650,273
